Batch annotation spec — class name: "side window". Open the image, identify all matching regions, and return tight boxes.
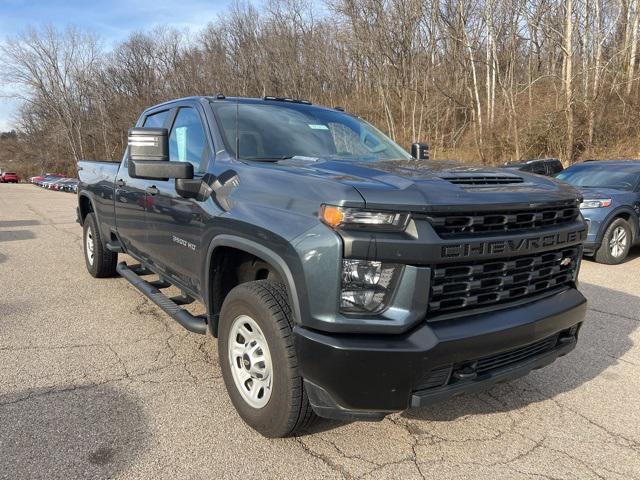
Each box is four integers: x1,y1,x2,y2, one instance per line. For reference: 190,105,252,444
124,110,170,167
143,110,169,128
530,163,545,175
169,107,209,173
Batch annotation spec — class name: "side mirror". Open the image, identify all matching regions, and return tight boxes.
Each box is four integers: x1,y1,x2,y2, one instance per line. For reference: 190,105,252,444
411,142,429,160
127,127,194,181
129,160,193,180
128,128,168,161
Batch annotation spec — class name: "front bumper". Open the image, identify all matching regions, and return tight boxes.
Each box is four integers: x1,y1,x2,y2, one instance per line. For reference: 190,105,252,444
583,242,598,256
581,211,610,254
295,288,586,420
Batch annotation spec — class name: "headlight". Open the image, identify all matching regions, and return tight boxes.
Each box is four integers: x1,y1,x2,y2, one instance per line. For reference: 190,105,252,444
579,199,612,209
320,205,409,231
340,259,402,314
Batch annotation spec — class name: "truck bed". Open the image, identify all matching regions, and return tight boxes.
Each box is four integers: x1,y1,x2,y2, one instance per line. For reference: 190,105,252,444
77,160,120,186
77,160,121,241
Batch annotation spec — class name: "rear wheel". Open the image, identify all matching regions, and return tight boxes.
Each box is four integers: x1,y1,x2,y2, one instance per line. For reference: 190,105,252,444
594,218,632,265
83,212,117,277
218,280,316,438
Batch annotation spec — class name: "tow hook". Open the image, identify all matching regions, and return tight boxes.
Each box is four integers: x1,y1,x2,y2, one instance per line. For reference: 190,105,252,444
453,362,478,381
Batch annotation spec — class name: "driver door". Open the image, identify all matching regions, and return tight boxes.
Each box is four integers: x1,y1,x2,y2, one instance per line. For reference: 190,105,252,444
143,103,213,293
114,108,170,259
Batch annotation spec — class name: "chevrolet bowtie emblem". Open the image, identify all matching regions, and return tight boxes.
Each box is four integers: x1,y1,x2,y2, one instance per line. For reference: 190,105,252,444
560,257,572,266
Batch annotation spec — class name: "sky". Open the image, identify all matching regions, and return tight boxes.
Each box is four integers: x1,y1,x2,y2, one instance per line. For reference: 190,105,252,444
0,0,237,131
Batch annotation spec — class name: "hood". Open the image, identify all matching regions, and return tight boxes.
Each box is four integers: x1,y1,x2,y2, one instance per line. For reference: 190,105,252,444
274,158,580,211
576,186,626,199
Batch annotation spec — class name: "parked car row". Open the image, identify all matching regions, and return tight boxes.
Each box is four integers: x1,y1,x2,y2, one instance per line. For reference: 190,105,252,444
555,160,640,264
500,157,639,264
30,173,78,193
0,171,19,183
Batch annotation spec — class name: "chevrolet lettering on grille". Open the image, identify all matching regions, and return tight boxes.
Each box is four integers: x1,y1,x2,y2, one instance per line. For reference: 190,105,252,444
441,228,586,259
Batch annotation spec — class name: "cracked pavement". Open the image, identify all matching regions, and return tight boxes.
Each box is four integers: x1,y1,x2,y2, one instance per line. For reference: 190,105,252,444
1,183,639,479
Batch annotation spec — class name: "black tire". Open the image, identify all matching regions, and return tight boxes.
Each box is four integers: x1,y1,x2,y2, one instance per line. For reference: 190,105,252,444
594,218,632,265
218,280,316,438
83,212,118,277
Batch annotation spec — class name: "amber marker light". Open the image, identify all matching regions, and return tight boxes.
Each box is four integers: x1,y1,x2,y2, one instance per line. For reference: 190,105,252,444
319,205,410,231
321,205,345,228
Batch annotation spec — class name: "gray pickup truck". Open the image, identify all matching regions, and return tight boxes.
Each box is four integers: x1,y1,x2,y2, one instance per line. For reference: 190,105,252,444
77,96,587,437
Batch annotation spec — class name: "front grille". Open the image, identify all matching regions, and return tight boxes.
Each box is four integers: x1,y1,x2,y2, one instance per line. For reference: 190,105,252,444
422,201,580,237
441,175,524,185
413,333,563,393
428,246,580,316
474,335,559,374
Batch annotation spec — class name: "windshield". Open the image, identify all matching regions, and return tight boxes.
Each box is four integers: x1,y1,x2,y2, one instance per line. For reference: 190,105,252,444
211,101,412,162
556,165,640,191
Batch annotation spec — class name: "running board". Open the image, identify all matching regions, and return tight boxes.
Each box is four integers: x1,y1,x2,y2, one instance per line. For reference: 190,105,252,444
116,262,207,335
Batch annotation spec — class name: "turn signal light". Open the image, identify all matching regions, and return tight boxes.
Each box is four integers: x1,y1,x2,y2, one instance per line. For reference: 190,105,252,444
320,205,409,231
321,205,345,228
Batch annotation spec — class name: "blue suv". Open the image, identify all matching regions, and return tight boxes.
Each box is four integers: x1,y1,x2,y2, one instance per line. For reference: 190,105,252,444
556,160,640,264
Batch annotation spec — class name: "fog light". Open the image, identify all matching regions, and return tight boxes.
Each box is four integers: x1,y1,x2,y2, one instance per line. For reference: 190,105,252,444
340,260,401,314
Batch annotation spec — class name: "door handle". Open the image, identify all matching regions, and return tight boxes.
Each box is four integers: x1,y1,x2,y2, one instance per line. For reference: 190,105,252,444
116,179,126,188
146,186,159,196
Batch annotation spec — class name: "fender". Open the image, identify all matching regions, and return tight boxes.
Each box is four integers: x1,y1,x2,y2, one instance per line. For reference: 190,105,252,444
78,190,121,252
77,191,96,225
204,234,303,336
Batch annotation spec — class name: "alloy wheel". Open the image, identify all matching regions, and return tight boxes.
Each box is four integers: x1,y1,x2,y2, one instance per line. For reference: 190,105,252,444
609,226,628,258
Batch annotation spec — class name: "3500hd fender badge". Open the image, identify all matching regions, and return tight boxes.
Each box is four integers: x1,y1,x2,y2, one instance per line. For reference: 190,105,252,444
172,235,196,251
441,229,586,259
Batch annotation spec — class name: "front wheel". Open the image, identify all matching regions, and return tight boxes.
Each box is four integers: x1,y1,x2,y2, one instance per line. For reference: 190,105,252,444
218,280,316,437
594,218,632,265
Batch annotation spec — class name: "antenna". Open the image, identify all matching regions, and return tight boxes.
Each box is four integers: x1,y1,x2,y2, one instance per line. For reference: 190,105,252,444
235,99,239,160
234,53,239,160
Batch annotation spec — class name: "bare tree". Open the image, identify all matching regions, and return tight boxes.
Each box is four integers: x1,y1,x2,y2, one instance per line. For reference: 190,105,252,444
4,1,640,177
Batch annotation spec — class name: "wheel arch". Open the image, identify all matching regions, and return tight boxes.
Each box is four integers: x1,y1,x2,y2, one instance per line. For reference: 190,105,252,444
598,207,639,244
204,235,302,337
78,192,96,225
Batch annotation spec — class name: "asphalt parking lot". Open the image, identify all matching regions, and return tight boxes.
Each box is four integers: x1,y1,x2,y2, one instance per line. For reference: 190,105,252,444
1,183,639,479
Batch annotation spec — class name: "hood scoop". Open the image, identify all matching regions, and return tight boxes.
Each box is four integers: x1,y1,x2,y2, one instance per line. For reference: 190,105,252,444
440,173,524,185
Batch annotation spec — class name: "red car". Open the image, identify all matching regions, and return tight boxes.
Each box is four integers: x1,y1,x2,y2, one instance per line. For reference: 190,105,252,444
0,172,19,183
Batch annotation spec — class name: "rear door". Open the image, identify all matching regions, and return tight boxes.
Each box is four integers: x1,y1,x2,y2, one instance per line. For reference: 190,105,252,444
143,101,213,292
114,108,171,258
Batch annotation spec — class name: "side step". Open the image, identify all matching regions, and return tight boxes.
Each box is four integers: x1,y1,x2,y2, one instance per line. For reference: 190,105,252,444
116,262,207,335
149,279,172,289
106,240,124,253
129,264,154,276
171,294,195,306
